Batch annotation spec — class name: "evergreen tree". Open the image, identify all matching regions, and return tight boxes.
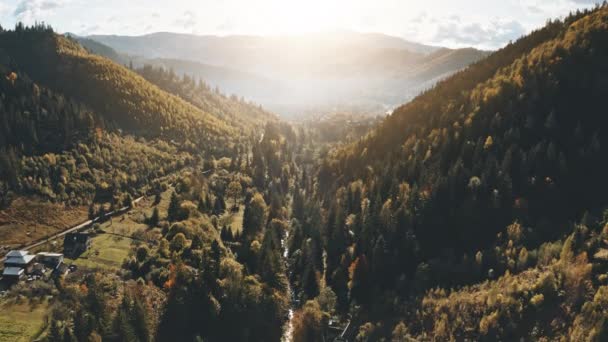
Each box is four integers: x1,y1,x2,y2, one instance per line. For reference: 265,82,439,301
49,319,63,342
242,193,268,240
148,207,160,227
167,192,181,222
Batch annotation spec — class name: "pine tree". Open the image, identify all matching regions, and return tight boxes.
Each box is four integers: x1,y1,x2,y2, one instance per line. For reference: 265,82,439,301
114,296,137,341
73,308,90,342
88,203,96,219
131,296,150,342
49,318,63,342
62,327,76,342
148,207,159,227
349,255,371,307
213,194,226,215
167,192,181,222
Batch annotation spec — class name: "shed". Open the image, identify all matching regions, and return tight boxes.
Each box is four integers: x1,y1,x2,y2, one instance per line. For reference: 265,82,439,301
37,252,64,269
63,232,92,257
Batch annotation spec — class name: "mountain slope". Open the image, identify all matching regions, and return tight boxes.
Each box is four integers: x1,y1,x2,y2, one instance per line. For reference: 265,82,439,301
292,6,608,337
0,26,236,146
135,64,276,132
0,25,272,207
325,7,608,247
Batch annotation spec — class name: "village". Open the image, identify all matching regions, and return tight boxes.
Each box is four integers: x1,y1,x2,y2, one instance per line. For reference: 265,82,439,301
0,231,91,285
0,194,145,291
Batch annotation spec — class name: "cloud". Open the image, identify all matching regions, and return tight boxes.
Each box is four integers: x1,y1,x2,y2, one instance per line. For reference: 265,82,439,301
403,13,526,50
433,18,526,49
14,0,65,22
174,10,197,32
570,0,602,3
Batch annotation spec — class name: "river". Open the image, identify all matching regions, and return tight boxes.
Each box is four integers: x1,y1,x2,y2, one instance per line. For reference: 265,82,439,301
281,228,295,341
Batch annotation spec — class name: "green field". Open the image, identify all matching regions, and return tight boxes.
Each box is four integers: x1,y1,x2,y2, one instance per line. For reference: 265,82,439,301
0,301,48,342
68,232,135,269
65,192,170,270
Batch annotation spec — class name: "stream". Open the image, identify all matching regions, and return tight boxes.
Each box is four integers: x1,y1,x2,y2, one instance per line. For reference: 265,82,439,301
281,228,295,341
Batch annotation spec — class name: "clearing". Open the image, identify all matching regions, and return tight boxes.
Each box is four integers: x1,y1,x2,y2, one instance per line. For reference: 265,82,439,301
0,300,49,342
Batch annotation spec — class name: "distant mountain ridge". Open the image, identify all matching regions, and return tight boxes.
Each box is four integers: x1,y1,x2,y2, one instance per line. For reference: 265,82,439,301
86,31,488,117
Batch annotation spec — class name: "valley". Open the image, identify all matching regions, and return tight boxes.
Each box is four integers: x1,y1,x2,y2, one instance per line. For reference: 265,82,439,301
0,3,608,342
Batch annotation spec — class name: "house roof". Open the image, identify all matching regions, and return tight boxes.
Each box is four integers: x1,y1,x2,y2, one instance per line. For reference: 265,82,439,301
6,250,28,257
2,267,24,277
5,254,36,265
37,252,64,258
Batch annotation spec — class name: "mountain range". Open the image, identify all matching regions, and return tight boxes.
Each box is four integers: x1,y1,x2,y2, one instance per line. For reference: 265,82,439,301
83,31,488,117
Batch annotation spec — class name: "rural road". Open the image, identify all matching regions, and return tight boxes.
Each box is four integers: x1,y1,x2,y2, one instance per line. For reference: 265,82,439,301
0,196,144,263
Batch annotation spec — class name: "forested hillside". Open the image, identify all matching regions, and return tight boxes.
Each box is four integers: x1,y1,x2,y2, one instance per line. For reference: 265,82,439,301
0,24,273,208
136,65,276,133
0,24,236,146
286,5,608,340
0,24,293,342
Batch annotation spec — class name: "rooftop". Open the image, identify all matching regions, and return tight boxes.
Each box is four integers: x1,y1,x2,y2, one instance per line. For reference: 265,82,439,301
2,267,24,277
6,250,28,258
5,254,36,265
37,252,64,258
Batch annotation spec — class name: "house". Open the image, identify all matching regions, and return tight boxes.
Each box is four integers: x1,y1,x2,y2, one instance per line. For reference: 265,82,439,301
63,232,92,257
4,250,36,273
37,252,64,269
2,250,36,282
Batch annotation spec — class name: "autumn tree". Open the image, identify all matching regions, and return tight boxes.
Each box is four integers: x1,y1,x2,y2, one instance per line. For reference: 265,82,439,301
227,180,242,210
242,193,268,241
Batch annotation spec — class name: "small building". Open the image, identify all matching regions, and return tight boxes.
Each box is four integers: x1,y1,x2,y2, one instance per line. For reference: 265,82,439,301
37,252,64,269
4,250,36,273
2,267,25,281
63,232,92,257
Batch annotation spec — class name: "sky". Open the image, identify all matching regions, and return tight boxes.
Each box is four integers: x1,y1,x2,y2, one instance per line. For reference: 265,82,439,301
0,0,602,49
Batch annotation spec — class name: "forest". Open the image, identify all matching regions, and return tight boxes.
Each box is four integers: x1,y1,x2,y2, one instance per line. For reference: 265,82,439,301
1,3,608,342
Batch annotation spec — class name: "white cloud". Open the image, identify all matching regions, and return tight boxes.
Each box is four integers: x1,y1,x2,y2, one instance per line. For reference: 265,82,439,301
433,18,526,49
402,12,527,49
14,0,66,23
